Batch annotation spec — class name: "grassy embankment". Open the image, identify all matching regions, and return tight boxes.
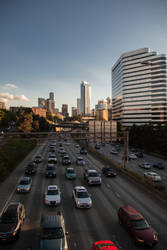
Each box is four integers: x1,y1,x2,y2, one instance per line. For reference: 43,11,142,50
0,138,37,181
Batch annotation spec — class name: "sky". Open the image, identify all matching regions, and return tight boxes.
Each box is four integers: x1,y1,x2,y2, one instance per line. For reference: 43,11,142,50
0,0,167,114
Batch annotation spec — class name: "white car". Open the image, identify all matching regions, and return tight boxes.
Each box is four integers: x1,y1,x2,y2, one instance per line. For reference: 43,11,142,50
48,155,57,164
139,162,152,169
129,153,137,160
76,156,85,166
44,185,61,206
144,172,161,182
73,186,92,208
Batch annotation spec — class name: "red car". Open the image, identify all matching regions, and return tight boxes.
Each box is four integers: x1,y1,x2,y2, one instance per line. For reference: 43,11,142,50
92,240,118,250
118,205,158,247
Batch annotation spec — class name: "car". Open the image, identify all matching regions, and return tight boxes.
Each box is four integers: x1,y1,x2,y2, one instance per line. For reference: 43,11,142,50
95,144,100,149
16,177,32,193
153,162,164,170
92,240,118,250
75,144,80,148
102,167,117,177
34,155,42,163
65,167,76,179
110,149,119,155
135,151,144,158
84,169,102,185
118,205,158,247
58,148,66,156
48,155,57,164
139,162,152,169
45,164,56,177
0,202,25,242
40,213,68,250
44,185,61,206
101,142,106,146
80,148,87,154
128,153,137,160
25,162,37,175
76,156,85,166
144,171,161,182
72,186,92,208
62,155,71,165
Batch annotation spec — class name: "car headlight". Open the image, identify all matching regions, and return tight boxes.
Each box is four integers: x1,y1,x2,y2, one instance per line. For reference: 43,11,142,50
135,237,144,242
77,201,80,206
88,180,92,183
45,199,50,204
153,233,158,240
12,230,17,236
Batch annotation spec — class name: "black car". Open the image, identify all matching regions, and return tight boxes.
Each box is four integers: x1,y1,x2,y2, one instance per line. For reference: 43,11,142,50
80,148,87,155
40,213,68,250
62,156,71,165
0,202,25,242
45,164,56,177
102,167,117,177
34,155,42,163
153,162,164,170
135,151,144,158
95,144,100,150
25,162,37,175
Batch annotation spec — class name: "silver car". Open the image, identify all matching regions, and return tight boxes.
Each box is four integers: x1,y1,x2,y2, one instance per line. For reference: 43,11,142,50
76,156,85,166
73,186,92,208
139,162,152,169
17,177,32,193
144,172,161,182
44,185,61,206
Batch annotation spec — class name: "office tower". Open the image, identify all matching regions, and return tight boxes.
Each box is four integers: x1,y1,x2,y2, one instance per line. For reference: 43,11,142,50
72,107,78,117
49,92,54,100
80,81,91,115
77,98,81,115
38,98,46,109
62,104,68,117
112,48,167,127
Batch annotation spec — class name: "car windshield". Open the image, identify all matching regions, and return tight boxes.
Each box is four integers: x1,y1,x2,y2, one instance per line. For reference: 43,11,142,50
131,219,150,230
76,191,89,198
67,169,74,173
42,227,64,239
20,179,29,185
47,166,55,170
0,213,17,223
47,190,58,195
89,172,99,177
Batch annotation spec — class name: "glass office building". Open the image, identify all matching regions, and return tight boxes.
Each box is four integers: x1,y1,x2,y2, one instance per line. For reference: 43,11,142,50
80,81,91,115
112,48,167,127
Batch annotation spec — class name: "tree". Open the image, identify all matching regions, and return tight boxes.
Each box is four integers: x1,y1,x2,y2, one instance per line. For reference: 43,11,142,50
17,113,33,133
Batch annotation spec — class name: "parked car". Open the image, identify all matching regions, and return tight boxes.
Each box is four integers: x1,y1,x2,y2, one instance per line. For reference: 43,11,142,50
25,162,37,175
0,202,25,242
76,156,85,166
128,153,137,160
153,162,164,170
44,185,61,206
139,162,152,169
144,171,161,182
45,164,56,177
65,168,76,180
92,240,118,250
102,167,117,177
84,169,101,185
48,155,57,164
110,149,119,155
62,155,71,165
118,205,158,247
73,186,92,208
40,213,68,250
34,155,42,163
80,148,87,155
16,177,32,193
95,144,100,150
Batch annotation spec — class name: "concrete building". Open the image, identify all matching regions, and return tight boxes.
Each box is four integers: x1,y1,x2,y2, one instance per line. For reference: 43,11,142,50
96,109,108,121
72,107,78,117
80,81,91,115
62,104,68,117
77,98,81,115
38,98,46,109
112,48,167,127
32,107,47,117
49,92,54,100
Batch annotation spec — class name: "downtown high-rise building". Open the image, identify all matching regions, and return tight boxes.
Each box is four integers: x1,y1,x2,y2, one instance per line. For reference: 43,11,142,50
62,104,68,117
112,48,167,127
80,81,91,115
77,98,81,115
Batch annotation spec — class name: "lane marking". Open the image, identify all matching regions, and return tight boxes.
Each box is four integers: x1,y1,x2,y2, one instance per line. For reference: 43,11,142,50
115,192,121,198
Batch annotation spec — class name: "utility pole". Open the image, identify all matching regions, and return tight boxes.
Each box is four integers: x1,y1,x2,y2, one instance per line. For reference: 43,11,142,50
123,130,129,168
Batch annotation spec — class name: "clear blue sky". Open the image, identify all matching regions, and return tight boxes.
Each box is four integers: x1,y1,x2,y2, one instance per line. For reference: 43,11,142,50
0,0,167,113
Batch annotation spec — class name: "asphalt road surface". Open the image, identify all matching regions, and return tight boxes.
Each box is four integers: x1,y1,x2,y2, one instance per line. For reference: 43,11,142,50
0,136,167,250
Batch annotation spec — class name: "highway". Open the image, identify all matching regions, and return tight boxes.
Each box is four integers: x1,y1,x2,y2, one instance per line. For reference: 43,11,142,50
0,135,167,250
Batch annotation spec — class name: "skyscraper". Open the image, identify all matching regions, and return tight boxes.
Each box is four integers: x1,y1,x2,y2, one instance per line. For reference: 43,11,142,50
80,81,91,115
62,104,68,117
49,92,54,100
112,48,167,127
38,98,46,109
77,98,81,115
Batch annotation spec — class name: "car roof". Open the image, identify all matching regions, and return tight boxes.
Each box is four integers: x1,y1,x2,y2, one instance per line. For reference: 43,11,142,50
88,169,97,173
121,206,143,220
20,176,31,181
66,167,74,170
42,215,61,228
48,185,58,190
75,186,87,192
4,202,20,214
77,157,83,160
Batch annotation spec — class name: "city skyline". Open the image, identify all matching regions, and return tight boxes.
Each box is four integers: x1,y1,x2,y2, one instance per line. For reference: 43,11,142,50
0,0,167,112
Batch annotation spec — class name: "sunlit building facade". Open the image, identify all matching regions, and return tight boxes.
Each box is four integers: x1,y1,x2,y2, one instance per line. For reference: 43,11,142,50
112,48,167,126
80,81,91,115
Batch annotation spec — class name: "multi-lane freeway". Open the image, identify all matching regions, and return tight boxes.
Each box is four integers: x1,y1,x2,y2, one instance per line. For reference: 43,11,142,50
0,135,167,250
